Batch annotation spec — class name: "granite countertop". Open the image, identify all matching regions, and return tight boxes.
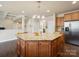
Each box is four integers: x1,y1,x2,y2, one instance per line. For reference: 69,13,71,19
16,32,63,41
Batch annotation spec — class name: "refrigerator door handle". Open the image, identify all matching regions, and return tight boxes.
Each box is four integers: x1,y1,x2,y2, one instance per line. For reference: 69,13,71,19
65,27,69,32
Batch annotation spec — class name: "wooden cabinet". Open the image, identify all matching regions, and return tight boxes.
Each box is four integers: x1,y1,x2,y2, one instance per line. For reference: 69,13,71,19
26,41,38,57
51,40,57,56
56,17,64,32
64,13,72,21
64,11,79,21
20,39,26,57
72,12,79,20
17,39,21,56
17,35,64,57
56,17,64,27
38,41,51,57
57,35,64,56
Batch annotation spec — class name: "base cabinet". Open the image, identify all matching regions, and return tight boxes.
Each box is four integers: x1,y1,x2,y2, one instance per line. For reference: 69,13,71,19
20,39,26,57
38,41,51,57
57,35,64,56
51,40,57,56
17,39,21,57
17,36,64,57
26,41,38,57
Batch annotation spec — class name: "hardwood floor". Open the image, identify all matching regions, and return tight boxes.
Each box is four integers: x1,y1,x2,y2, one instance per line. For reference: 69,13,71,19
0,40,17,57
60,43,79,57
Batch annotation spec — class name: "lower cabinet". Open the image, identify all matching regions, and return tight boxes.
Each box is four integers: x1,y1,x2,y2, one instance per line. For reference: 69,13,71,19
20,39,26,57
38,41,51,57
26,41,38,57
17,36,64,57
17,39,21,57
57,35,64,56
51,40,57,56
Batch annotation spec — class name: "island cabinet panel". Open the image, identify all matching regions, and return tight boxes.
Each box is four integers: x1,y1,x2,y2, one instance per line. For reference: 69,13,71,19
51,40,57,57
17,35,64,57
38,41,51,57
57,36,64,56
20,39,26,57
17,39,21,57
25,41,38,57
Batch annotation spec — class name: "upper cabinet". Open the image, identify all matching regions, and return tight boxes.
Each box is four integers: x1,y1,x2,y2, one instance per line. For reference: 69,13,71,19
72,12,79,20
56,17,64,27
64,11,79,21
56,17,64,32
64,13,72,21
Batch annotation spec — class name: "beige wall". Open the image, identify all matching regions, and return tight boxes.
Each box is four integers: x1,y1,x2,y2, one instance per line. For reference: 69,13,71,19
0,19,22,29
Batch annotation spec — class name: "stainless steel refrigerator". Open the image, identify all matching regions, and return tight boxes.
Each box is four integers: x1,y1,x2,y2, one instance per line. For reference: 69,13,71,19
64,20,79,46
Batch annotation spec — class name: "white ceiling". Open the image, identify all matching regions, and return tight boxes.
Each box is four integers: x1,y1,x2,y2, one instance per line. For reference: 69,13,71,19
0,1,79,17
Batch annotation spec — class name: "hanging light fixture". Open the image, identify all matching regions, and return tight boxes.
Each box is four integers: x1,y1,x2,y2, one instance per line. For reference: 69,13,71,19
37,1,41,19
32,1,45,19
32,15,36,19
37,15,40,19
42,16,45,19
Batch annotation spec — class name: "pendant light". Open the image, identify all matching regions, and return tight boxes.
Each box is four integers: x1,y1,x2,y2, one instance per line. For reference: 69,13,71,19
32,1,45,19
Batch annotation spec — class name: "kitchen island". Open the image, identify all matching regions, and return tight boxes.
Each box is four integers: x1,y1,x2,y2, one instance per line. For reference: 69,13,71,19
16,32,64,57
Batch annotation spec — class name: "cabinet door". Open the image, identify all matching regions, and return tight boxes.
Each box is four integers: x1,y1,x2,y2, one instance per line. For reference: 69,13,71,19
56,17,64,27
51,40,57,56
57,36,64,56
56,17,61,26
64,13,72,21
72,12,79,20
56,17,64,32
26,41,38,57
38,41,51,57
17,39,21,56
60,36,64,51
20,39,26,57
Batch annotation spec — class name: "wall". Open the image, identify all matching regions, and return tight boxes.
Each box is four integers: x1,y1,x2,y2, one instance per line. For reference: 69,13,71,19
0,18,22,29
57,13,64,17
26,18,40,33
0,19,14,29
45,13,56,33
26,14,56,33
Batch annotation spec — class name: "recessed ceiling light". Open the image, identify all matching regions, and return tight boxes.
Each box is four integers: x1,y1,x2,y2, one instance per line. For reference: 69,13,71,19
0,4,3,7
32,15,36,19
46,10,50,12
37,15,40,19
42,16,45,19
72,1,77,4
